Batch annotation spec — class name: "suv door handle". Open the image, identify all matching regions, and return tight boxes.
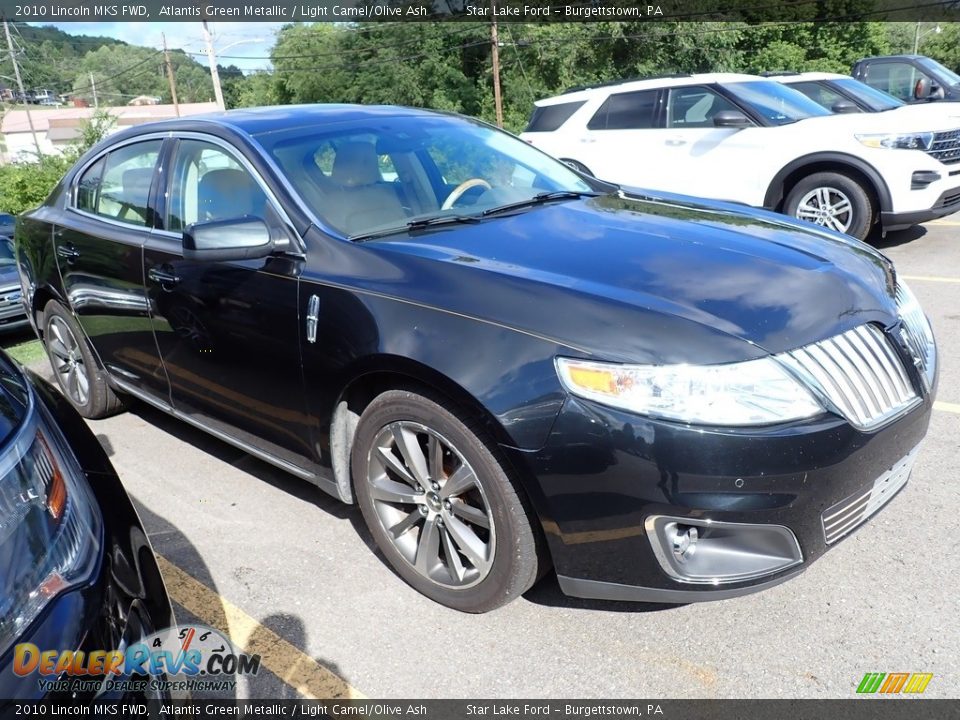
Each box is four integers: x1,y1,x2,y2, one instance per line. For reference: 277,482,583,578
147,266,181,289
665,138,687,146
57,245,80,262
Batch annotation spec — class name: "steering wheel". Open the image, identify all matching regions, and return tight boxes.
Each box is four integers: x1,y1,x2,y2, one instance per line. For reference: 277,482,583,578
441,178,492,210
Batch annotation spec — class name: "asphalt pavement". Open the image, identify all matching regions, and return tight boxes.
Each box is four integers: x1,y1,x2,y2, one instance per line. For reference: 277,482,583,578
22,214,960,700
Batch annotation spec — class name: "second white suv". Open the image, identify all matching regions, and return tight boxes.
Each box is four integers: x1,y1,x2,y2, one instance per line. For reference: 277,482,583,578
521,73,960,239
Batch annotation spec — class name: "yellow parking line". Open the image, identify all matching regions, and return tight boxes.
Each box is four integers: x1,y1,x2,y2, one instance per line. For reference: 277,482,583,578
934,401,960,414
155,554,366,700
900,274,960,284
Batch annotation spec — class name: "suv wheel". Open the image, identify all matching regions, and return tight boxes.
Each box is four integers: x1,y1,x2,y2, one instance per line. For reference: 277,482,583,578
42,300,125,419
784,172,874,240
351,389,542,613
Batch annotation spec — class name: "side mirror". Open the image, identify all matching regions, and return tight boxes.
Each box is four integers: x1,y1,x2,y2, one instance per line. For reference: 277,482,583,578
913,77,943,101
182,217,273,262
712,110,753,129
831,100,860,114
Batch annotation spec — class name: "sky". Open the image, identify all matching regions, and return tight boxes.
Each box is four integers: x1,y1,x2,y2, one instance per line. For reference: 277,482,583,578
27,21,288,72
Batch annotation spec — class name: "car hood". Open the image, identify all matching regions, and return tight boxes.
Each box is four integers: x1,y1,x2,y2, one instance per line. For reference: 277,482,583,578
0,265,20,288
803,109,960,132
339,192,899,365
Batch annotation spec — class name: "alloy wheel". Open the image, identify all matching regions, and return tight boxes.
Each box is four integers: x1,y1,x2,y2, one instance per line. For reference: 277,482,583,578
46,315,89,407
795,186,854,233
366,421,496,589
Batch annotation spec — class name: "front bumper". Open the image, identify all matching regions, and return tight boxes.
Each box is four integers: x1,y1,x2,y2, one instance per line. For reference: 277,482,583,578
881,184,960,231
511,389,933,603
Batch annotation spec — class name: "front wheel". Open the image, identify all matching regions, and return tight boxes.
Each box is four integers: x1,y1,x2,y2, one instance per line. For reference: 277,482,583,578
351,389,542,613
784,171,874,240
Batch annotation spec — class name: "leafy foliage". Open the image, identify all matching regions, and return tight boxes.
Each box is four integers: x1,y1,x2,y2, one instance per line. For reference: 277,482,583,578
0,110,115,215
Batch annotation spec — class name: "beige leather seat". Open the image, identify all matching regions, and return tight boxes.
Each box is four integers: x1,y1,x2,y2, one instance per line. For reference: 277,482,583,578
323,142,406,235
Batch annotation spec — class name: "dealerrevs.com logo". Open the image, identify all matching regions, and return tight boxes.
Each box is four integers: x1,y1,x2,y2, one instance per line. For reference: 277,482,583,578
13,624,260,694
856,672,934,695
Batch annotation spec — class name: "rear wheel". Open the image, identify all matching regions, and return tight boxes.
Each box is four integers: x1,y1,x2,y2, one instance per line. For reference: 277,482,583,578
351,389,542,613
784,171,874,240
42,300,124,419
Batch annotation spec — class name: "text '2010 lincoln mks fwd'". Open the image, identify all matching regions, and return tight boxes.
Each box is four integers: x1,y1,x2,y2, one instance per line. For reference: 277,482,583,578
15,105,936,612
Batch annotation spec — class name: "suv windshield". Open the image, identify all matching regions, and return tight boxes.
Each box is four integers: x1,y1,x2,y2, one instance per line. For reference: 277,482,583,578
917,57,960,86
260,115,596,239
834,78,904,111
724,81,832,125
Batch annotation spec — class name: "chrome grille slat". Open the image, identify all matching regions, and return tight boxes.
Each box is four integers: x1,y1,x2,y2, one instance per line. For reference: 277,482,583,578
851,326,896,407
927,128,960,165
837,332,888,412
821,445,919,544
896,284,936,390
779,324,918,431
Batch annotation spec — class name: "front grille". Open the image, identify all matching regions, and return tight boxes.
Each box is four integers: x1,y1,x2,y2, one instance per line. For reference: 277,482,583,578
940,188,960,207
896,285,937,389
777,324,918,430
927,128,960,165
821,445,919,544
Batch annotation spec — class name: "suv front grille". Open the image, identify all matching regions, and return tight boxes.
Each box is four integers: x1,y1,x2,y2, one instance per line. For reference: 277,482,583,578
777,324,918,430
928,128,960,165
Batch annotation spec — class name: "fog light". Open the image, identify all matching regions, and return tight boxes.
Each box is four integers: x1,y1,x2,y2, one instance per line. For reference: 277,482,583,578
646,515,803,585
671,524,698,563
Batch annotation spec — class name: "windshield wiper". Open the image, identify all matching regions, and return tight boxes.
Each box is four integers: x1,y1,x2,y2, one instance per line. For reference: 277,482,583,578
351,214,481,242
481,190,600,217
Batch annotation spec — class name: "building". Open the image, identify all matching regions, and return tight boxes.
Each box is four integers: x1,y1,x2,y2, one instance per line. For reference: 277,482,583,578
0,102,219,163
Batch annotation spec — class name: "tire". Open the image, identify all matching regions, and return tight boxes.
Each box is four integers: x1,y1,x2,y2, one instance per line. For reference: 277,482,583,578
784,171,874,241
561,159,594,177
351,389,542,613
42,300,125,419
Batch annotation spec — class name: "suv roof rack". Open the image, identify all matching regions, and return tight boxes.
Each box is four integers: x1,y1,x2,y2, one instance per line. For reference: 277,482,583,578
760,71,799,77
562,73,693,94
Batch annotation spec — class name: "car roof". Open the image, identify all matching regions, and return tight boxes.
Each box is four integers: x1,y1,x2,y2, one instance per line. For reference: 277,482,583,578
110,104,445,140
772,72,850,82
536,73,767,106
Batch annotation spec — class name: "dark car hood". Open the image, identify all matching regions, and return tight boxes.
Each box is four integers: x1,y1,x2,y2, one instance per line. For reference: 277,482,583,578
331,193,898,365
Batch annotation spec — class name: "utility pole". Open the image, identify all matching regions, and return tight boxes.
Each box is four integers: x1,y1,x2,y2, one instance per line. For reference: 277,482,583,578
89,73,98,108
913,22,921,55
489,0,503,128
162,33,181,117
201,20,225,110
3,19,42,156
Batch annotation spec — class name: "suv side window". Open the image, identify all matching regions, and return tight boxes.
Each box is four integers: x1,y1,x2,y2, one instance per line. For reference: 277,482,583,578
79,141,162,226
166,140,270,232
526,101,586,132
865,62,930,102
666,86,740,128
587,90,658,130
789,81,846,111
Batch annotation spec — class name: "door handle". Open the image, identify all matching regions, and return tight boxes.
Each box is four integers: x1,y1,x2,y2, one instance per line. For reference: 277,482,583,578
147,266,181,288
579,138,596,144
665,138,687,146
57,245,80,262
305,294,320,344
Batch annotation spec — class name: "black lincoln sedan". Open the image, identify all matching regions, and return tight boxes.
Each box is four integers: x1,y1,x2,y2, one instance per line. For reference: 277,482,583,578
0,351,175,700
15,105,936,613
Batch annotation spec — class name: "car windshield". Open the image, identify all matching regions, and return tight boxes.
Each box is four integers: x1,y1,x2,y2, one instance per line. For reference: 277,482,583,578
260,114,596,239
0,239,15,268
833,78,904,111
724,81,833,125
917,56,960,86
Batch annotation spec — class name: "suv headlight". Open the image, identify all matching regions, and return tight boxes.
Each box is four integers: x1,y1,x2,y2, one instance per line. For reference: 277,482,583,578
556,356,823,426
0,395,102,657
855,132,935,151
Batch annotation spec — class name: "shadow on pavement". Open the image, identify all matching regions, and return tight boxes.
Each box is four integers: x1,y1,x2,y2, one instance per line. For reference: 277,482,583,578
873,224,927,250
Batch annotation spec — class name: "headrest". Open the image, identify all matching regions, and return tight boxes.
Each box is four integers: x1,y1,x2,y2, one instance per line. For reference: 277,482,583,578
331,142,381,187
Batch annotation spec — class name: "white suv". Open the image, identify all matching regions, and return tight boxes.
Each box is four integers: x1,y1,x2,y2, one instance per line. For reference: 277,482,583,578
520,73,960,239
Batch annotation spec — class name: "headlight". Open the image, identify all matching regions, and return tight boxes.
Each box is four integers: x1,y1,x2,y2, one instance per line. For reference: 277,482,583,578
855,132,935,150
0,395,102,656
556,356,823,426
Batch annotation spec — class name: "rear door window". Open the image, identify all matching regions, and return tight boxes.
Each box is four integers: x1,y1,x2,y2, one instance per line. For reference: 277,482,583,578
91,141,162,226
